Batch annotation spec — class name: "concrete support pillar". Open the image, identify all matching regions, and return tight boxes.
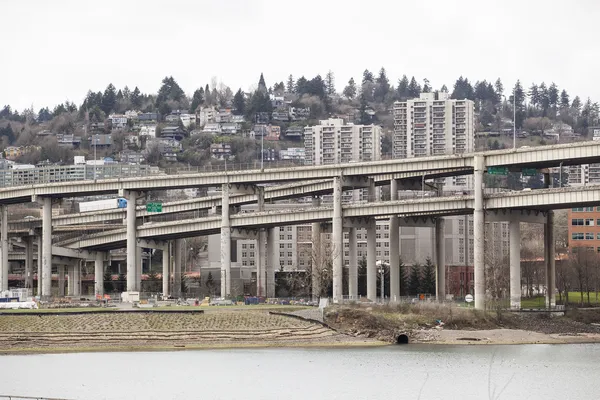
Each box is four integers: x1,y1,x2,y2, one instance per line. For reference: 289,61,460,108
256,187,265,297
435,218,446,301
366,179,377,301
509,221,521,309
348,227,358,299
173,239,183,298
162,243,170,297
367,219,377,301
136,246,142,291
67,264,74,296
95,252,104,297
41,197,53,299
58,264,65,297
24,237,34,290
332,176,343,302
546,211,556,308
311,197,322,300
266,227,276,297
0,205,8,292
37,235,42,296
220,183,231,297
473,155,486,310
389,179,400,302
73,261,81,297
125,190,138,292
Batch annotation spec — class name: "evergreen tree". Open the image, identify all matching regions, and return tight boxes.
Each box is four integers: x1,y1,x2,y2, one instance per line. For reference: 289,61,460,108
572,96,582,116
131,86,142,108
123,86,131,100
362,69,374,85
358,93,370,124
451,76,474,100
232,89,245,115
494,78,504,103
548,83,559,106
325,70,335,96
528,83,540,107
101,83,117,115
440,84,448,93
374,67,390,102
560,90,570,109
358,256,367,296
286,74,295,93
205,271,215,294
408,263,421,296
156,76,185,108
538,82,550,112
37,107,52,122
343,77,357,100
116,89,123,100
396,75,409,100
103,270,114,293
510,80,526,108
190,88,205,112
204,84,211,103
407,76,421,98
399,259,408,296
295,76,308,95
258,73,267,93
422,78,431,93
420,257,436,295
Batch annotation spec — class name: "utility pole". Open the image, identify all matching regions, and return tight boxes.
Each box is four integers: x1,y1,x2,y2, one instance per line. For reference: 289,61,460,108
513,85,517,149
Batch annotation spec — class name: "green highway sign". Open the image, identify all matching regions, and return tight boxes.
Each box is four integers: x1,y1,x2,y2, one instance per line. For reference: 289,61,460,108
487,166,508,175
146,202,163,213
521,168,538,176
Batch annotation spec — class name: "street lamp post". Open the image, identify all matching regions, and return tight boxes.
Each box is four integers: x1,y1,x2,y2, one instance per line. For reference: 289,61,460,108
513,85,517,149
93,134,99,180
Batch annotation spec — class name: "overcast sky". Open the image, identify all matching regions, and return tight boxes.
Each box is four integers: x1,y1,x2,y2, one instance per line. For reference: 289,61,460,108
1,0,598,111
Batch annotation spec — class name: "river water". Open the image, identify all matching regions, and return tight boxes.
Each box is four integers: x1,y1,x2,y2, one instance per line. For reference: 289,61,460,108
1,344,600,400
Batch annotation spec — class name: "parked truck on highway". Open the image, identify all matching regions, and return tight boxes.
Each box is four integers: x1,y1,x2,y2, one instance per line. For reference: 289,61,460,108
79,198,127,213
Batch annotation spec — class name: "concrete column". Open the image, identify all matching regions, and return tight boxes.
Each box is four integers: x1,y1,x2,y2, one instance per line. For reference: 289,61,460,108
546,211,556,308
220,183,231,297
366,179,377,301
162,244,170,297
266,227,276,297
311,197,322,299
389,179,400,302
435,218,446,301
173,239,183,298
509,221,521,309
332,176,343,302
136,245,142,291
41,197,53,299
473,155,486,310
367,219,377,301
37,235,42,296
125,190,137,292
257,187,265,297
24,237,34,290
67,264,74,296
58,264,65,297
0,205,8,292
73,261,81,297
348,227,358,299
95,252,104,297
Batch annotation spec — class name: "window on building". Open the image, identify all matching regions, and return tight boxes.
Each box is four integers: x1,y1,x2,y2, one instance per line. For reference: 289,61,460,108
287,226,292,232
376,251,381,257
586,233,594,240
287,243,292,249
384,251,390,257
344,233,349,240
249,244,255,249
242,244,247,249
242,252,247,258
279,244,285,249
376,233,381,239
249,252,255,258
280,227,285,232
586,219,595,226
287,252,293,257
280,252,284,258
287,235,293,240
249,260,255,266
242,260,248,266
572,232,584,240
376,242,381,248
384,233,390,239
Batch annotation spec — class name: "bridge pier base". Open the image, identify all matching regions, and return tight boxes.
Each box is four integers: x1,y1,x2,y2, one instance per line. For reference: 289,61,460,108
220,183,231,298
389,179,400,302
435,218,445,302
58,264,65,297
41,197,53,299
37,235,42,296
67,263,74,296
173,239,183,298
510,221,521,309
332,176,343,303
24,236,34,291
366,179,377,302
125,190,138,293
546,211,556,308
0,205,8,292
348,227,358,299
311,197,322,300
162,243,170,298
95,252,104,297
473,156,485,310
256,187,265,297
266,227,276,298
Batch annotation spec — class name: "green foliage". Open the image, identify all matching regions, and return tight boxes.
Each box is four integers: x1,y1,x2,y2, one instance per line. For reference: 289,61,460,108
205,271,215,294
399,259,408,297
101,83,117,115
103,271,114,293
286,75,294,93
396,75,409,100
451,76,474,100
422,78,431,93
117,273,127,292
407,76,421,99
0,123,15,144
408,263,421,296
232,89,245,115
130,86,142,108
358,255,367,296
373,67,390,102
358,93,370,125
421,257,436,295
362,69,374,85
325,70,335,96
343,77,357,100
245,90,272,122
190,88,205,113
258,73,267,92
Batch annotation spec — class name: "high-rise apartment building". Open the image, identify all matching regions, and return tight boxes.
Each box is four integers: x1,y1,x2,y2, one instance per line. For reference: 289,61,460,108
304,118,382,166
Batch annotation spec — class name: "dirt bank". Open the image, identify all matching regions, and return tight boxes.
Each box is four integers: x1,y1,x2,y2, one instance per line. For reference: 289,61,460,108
0,309,382,354
324,305,600,345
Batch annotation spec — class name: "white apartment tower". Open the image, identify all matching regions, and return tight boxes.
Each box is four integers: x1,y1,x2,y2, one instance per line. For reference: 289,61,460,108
304,118,382,166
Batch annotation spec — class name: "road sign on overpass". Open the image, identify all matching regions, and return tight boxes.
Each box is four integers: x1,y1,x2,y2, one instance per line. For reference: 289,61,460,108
487,166,508,175
146,202,163,213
